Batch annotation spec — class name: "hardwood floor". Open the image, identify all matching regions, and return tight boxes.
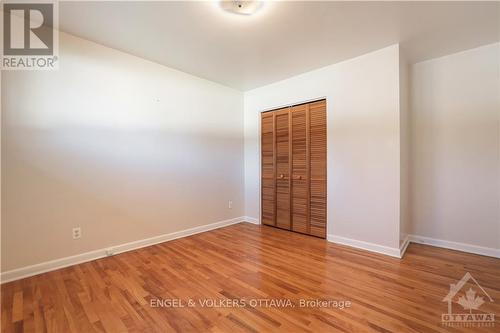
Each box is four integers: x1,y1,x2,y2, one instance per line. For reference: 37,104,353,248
2,222,499,332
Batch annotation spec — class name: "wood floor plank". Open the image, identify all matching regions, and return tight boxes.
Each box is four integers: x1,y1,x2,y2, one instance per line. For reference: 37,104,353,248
1,222,499,332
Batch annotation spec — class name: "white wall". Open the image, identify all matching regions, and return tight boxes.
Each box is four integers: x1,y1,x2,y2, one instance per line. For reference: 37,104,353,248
244,45,402,250
4,29,497,275
411,43,500,250
1,32,244,272
399,49,411,245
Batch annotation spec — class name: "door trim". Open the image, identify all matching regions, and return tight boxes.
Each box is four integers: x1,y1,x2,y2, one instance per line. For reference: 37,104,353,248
260,97,328,114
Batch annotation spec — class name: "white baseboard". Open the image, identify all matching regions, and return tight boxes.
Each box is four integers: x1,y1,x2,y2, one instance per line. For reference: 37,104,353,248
408,235,500,259
0,216,247,284
4,221,497,283
327,234,402,258
243,216,260,224
326,233,499,259
399,235,410,258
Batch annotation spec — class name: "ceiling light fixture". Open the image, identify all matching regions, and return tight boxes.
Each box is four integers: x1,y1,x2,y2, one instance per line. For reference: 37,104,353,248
220,1,263,16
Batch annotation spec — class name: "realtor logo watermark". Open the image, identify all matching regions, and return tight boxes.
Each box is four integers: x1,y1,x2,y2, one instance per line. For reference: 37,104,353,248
442,272,495,328
1,0,59,69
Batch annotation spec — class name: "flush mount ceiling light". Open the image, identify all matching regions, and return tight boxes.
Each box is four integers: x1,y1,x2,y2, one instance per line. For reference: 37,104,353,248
220,1,263,16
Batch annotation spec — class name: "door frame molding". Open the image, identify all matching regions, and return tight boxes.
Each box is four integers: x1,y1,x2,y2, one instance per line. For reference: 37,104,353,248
258,96,327,236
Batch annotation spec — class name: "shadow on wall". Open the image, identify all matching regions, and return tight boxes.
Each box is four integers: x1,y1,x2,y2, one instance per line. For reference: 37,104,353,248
1,31,245,272
1,127,244,271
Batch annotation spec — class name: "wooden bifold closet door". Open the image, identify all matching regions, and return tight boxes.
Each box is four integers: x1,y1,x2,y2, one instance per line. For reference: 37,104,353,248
261,99,326,238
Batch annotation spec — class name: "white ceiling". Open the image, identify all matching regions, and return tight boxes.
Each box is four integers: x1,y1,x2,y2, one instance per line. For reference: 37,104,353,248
59,1,499,91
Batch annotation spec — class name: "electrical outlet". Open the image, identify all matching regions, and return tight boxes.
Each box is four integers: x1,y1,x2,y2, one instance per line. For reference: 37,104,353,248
228,200,233,209
72,227,81,240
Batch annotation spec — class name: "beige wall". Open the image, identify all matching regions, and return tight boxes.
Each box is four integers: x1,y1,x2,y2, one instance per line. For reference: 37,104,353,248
410,43,500,249
1,32,244,272
244,45,402,250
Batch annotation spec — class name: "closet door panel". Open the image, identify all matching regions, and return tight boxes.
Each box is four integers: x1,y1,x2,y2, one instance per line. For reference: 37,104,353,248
261,100,326,237
261,113,275,226
291,105,309,234
310,180,326,237
275,110,291,230
309,100,327,238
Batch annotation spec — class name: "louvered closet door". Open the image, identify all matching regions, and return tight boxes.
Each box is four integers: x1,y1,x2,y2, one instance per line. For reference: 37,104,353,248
275,109,291,230
260,100,326,238
291,104,309,234
308,100,327,238
261,112,275,226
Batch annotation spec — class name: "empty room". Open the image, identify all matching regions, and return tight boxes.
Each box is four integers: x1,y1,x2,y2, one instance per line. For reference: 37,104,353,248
1,1,499,332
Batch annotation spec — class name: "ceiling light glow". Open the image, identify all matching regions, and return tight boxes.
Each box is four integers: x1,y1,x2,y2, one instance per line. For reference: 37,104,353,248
220,1,263,16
